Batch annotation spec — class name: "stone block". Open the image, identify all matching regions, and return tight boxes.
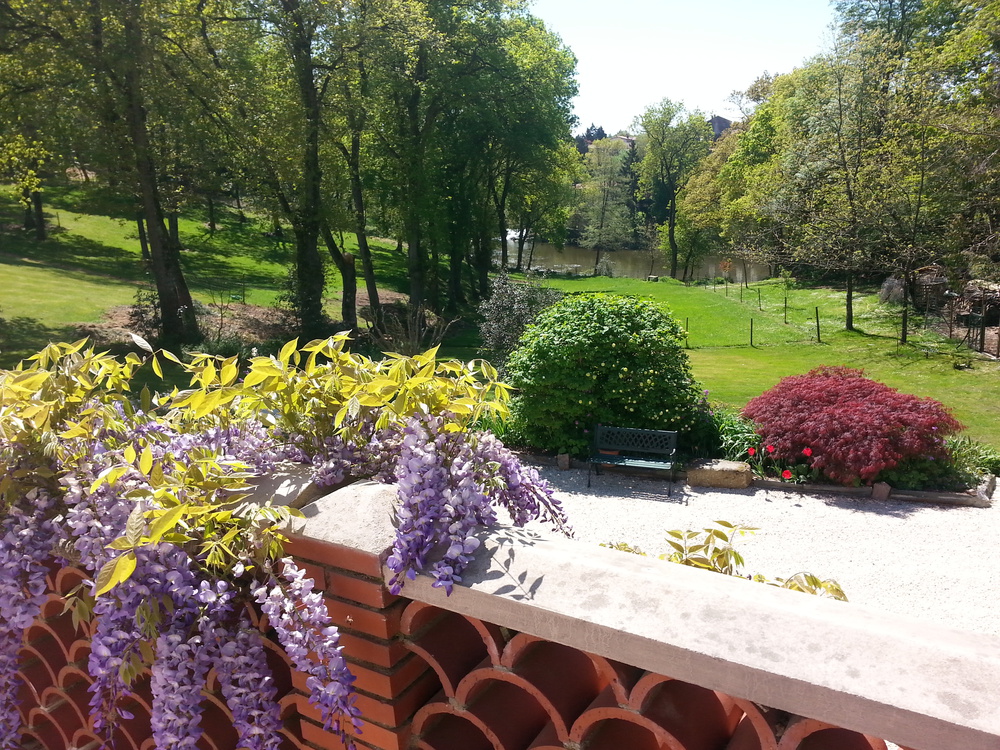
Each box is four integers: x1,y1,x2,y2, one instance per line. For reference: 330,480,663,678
686,459,752,489
872,482,892,501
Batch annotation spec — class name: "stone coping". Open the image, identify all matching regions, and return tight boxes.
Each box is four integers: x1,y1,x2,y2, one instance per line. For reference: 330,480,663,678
289,480,1000,750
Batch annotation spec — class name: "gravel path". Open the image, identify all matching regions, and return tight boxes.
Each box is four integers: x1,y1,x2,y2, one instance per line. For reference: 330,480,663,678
525,463,1000,638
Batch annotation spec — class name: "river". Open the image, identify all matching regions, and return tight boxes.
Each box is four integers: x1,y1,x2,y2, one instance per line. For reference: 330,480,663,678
498,241,772,283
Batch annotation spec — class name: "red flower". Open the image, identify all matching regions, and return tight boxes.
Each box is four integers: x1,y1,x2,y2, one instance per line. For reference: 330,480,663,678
766,445,775,454
802,447,813,457
747,447,756,456
782,469,793,479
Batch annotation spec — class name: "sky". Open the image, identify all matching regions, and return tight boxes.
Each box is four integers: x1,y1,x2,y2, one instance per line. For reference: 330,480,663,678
528,0,838,135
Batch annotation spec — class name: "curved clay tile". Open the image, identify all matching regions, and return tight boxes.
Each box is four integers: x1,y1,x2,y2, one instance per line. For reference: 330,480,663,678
53,566,88,598
403,608,499,698
18,646,57,703
723,699,781,750
403,603,506,663
71,728,107,750
278,725,314,750
413,677,553,750
494,637,609,741
412,710,497,750
197,692,238,750
630,674,741,750
39,607,83,655
573,712,682,750
38,688,88,736
259,636,295,699
66,639,92,665
453,667,567,741
26,707,71,750
26,622,71,667
777,717,888,750
54,665,93,716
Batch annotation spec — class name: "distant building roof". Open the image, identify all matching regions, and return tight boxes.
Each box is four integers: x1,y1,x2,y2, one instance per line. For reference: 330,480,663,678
709,115,733,139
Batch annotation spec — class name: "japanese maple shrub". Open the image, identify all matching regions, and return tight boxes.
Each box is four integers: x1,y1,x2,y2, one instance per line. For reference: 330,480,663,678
505,293,712,456
742,366,963,485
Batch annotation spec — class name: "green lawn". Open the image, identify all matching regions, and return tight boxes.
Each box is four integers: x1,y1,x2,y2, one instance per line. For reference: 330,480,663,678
541,274,1000,448
0,183,408,366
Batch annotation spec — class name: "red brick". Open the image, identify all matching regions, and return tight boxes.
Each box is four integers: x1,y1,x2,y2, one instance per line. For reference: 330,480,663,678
351,670,442,728
346,652,430,698
338,632,409,670
325,569,397,610
324,598,406,641
299,715,409,750
286,536,382,578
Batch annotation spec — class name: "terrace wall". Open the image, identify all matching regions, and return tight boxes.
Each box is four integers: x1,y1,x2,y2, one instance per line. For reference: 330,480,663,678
15,481,1000,750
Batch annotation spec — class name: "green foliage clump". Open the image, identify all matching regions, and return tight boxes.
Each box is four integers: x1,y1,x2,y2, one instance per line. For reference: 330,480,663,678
879,436,1000,491
711,406,759,460
605,521,847,600
505,294,710,456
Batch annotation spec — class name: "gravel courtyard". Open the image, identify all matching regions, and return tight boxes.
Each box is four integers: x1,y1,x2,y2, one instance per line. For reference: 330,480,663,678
526,463,1000,638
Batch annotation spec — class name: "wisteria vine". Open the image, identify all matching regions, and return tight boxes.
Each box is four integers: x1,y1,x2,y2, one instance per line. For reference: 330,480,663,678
0,337,569,750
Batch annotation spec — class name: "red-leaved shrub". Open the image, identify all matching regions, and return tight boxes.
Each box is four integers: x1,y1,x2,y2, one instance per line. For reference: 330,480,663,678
742,367,963,485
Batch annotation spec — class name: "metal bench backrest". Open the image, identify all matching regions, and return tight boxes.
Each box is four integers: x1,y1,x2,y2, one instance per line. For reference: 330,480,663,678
594,425,677,456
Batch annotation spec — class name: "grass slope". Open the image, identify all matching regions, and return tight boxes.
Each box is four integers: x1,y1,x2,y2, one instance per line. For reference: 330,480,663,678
0,184,408,366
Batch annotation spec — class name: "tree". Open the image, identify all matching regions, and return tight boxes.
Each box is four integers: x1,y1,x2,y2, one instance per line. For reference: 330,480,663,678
579,137,632,268
636,100,712,278
0,0,201,344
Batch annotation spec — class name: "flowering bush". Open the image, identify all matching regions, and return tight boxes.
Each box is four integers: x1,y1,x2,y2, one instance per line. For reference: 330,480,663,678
742,366,963,485
0,335,567,750
505,294,713,456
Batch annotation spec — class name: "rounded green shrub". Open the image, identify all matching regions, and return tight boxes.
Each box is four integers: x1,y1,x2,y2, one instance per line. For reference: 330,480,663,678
505,293,710,456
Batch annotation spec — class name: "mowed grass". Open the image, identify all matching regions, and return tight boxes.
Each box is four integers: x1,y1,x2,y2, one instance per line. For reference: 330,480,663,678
542,274,1000,448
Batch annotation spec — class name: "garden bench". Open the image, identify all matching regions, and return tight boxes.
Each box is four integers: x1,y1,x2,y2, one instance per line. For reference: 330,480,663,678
588,425,678,494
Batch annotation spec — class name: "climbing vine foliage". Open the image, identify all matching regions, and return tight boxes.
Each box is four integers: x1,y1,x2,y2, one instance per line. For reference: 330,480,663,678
0,335,567,750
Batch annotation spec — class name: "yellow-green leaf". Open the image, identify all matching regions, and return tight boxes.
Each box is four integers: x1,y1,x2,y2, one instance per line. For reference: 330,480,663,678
95,552,137,597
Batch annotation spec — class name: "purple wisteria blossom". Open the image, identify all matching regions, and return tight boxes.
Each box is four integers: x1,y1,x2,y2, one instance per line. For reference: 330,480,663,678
0,488,64,750
255,560,359,742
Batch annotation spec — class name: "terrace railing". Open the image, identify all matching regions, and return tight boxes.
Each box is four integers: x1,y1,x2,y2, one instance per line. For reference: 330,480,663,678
16,479,1000,750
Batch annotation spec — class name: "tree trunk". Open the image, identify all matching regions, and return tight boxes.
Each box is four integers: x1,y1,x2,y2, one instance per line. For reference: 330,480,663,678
30,191,45,240
515,222,528,272
168,213,179,244
286,2,328,339
121,5,199,345
476,232,491,299
207,194,216,234
339,134,382,328
234,184,246,223
137,214,150,261
320,221,358,331
667,200,679,278
845,271,854,331
900,273,909,345
22,188,35,231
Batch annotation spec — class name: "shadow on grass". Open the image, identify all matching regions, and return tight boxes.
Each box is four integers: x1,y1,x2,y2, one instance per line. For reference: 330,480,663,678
0,316,78,368
0,236,147,283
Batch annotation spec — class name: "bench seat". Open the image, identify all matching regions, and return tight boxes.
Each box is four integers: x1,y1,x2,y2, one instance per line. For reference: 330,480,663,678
588,425,678,494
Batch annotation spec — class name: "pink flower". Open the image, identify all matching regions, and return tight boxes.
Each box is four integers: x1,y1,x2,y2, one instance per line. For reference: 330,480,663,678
747,447,756,456
766,445,775,454
782,469,792,479
802,447,813,457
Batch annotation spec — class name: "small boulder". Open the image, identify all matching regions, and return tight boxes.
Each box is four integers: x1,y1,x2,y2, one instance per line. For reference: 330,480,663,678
686,459,752,489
